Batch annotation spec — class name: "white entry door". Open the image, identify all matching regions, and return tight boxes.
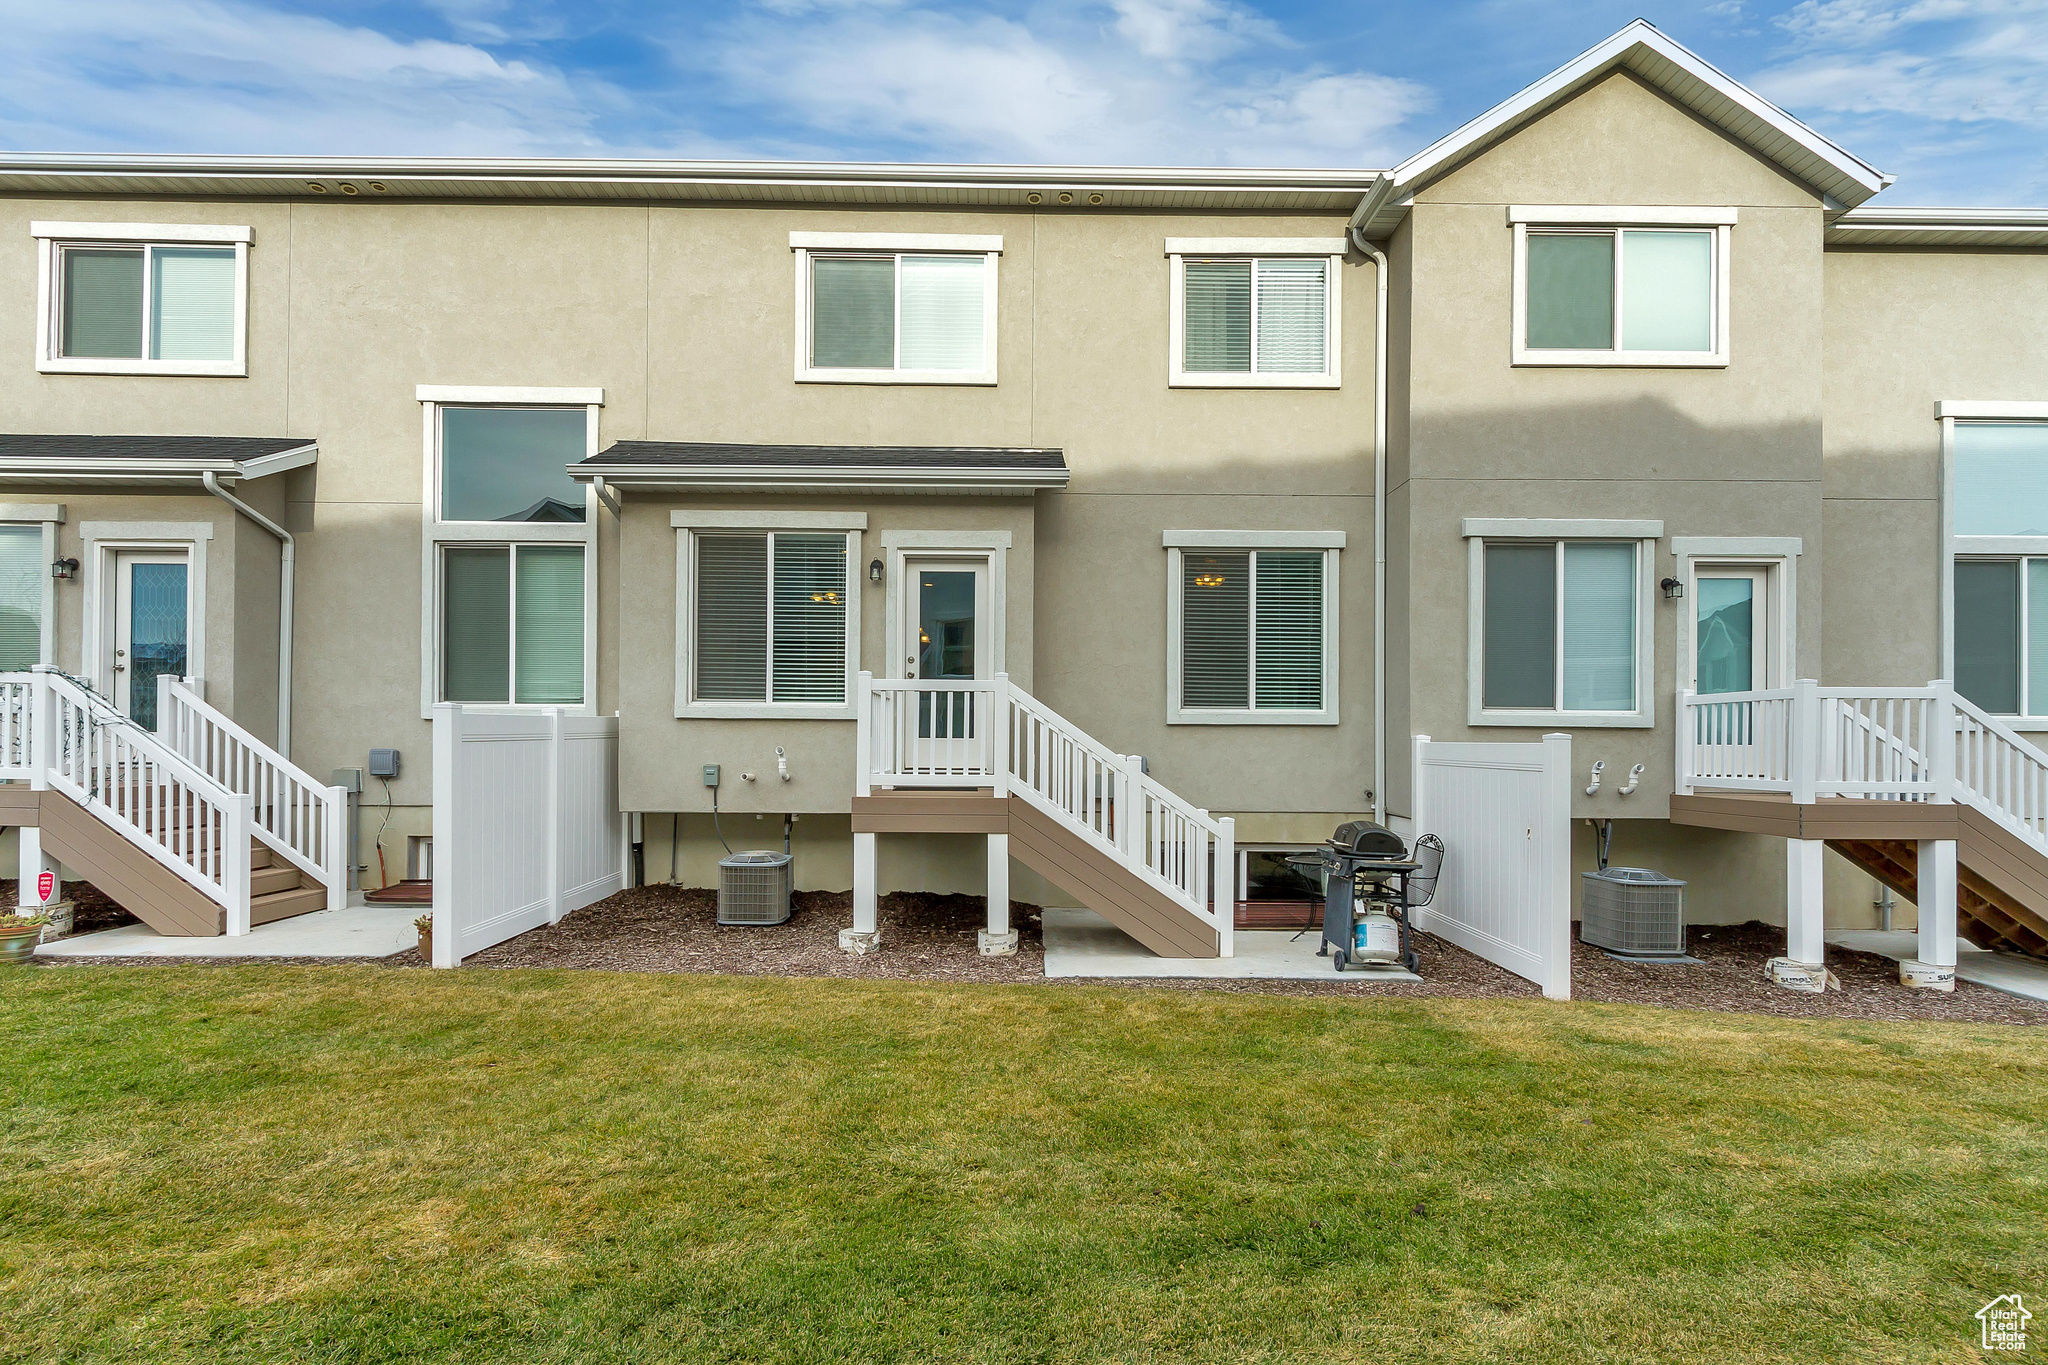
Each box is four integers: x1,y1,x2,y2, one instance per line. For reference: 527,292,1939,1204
1692,565,1770,694
112,550,191,728
904,558,991,765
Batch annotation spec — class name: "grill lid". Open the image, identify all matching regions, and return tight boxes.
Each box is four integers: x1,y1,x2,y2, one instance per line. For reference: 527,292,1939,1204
1327,821,1406,857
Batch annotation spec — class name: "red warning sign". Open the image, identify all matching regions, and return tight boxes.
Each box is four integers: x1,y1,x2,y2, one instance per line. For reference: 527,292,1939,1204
36,870,54,903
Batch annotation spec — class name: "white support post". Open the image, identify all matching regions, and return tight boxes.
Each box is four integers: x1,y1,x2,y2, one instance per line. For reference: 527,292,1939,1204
979,832,1016,956
1906,838,1959,990
1784,838,1826,969
322,784,349,910
29,669,51,792
431,704,459,968
17,824,64,935
842,831,880,954
1674,690,1695,796
222,793,252,936
1411,734,1430,837
1789,679,1819,805
1215,815,1235,959
1539,733,1573,1001
854,671,875,798
545,708,565,925
1927,679,1958,802
989,673,1011,794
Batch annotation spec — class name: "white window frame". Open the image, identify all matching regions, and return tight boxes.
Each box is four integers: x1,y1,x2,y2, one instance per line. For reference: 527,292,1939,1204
1164,529,1342,726
1166,238,1344,389
32,221,252,377
1670,537,1801,697
1464,518,1660,728
1939,402,2048,728
0,504,64,669
78,521,213,701
791,233,1001,386
1509,207,1733,369
880,530,1009,682
673,510,866,719
416,386,602,718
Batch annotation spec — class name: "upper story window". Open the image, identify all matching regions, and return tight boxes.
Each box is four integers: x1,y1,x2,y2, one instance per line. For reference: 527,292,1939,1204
33,222,250,376
1166,239,1344,389
1165,531,1342,725
1945,409,2048,721
1509,208,1733,368
417,387,600,716
1464,518,1660,728
790,233,1000,385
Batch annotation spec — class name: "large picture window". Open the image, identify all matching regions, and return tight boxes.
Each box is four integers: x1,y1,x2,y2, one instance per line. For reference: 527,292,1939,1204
676,515,863,716
1510,209,1731,367
792,234,1000,385
35,223,251,376
1167,240,1343,388
1166,533,1340,725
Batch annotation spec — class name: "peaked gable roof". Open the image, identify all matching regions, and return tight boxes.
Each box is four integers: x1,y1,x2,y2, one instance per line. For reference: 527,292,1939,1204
1352,20,1891,238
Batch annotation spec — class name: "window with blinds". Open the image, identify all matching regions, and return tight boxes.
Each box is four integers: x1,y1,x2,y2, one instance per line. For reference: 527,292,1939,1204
441,544,585,705
693,532,850,705
1179,549,1328,713
1481,540,1639,713
1181,256,1330,376
56,242,238,364
0,526,43,671
808,252,989,375
1522,226,1717,358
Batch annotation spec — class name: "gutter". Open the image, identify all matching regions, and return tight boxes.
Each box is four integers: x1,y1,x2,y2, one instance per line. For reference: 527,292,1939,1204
202,471,294,759
1351,222,1390,828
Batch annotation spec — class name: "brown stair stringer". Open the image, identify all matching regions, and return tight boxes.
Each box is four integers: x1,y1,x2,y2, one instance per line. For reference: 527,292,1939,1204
26,788,225,937
1831,829,2048,958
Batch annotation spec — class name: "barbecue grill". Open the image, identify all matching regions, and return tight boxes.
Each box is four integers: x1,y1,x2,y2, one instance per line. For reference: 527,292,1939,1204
1314,820,1423,974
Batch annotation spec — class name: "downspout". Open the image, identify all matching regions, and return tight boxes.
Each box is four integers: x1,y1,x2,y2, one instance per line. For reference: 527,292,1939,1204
1351,222,1390,828
202,471,294,759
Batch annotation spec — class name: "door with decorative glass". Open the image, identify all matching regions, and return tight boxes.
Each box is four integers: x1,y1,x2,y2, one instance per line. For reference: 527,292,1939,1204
1691,566,1769,695
904,558,990,754
113,550,190,728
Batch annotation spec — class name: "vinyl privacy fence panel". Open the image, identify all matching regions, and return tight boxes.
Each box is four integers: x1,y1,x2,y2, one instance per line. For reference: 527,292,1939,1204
1410,732,1574,1000
431,705,626,966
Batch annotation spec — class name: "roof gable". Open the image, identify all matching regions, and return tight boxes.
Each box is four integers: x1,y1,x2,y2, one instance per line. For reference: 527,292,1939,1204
1354,20,1889,237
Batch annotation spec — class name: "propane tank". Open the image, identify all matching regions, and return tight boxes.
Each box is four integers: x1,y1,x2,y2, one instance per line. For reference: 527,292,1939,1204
1352,909,1401,964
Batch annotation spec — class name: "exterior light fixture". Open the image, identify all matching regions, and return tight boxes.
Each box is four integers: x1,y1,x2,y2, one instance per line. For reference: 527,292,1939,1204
868,559,884,584
1660,577,1685,600
1088,192,1104,205
1026,192,1043,205
307,182,329,193
51,558,77,581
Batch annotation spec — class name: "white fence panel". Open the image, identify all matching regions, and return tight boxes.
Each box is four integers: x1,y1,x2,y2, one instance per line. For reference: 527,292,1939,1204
432,705,625,967
1411,732,1574,1001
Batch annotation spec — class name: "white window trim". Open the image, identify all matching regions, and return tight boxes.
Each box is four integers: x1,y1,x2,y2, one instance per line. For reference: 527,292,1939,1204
675,518,864,719
417,391,602,719
1167,245,1343,390
1939,407,2048,728
1509,210,1731,369
1165,535,1341,726
0,505,65,669
1236,844,1328,903
1465,524,1657,729
791,240,1000,386
880,531,1010,682
1670,537,1801,695
33,224,252,377
79,521,213,701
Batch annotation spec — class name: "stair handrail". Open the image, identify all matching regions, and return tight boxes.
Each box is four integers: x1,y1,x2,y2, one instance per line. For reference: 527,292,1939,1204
157,676,348,909
17,668,253,932
1950,690,2048,850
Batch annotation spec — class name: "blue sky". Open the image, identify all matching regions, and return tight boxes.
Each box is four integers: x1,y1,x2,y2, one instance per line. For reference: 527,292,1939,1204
1,0,2043,204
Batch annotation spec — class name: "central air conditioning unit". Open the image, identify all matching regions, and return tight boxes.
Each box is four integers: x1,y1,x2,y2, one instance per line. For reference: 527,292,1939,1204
1580,866,1687,958
717,850,793,926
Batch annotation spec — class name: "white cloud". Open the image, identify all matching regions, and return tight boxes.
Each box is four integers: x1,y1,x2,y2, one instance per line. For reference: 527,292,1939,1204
1761,0,2048,125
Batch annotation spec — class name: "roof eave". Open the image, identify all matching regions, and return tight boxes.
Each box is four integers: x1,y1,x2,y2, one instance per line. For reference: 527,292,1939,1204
571,464,1069,494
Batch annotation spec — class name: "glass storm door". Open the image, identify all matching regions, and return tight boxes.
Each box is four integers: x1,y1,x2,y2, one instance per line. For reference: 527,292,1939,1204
114,551,190,728
906,559,990,751
1693,567,1767,695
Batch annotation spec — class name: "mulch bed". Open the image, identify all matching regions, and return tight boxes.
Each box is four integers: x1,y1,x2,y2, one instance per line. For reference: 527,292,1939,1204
21,877,2048,1025
0,879,138,938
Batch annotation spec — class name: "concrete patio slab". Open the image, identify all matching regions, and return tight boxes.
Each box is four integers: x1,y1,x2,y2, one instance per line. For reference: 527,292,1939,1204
1827,929,2048,1004
1042,907,1422,982
36,903,419,960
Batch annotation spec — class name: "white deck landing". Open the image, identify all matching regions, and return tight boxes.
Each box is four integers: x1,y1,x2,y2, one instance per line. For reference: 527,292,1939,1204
1826,930,2048,1003
1042,907,1422,982
36,903,419,959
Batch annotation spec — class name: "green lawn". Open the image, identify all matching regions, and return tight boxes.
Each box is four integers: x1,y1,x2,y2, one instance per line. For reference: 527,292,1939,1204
1,967,2042,1364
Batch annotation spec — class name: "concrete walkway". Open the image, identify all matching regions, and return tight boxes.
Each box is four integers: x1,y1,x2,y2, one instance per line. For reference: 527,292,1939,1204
1827,929,2048,1003
1042,907,1422,982
36,903,418,959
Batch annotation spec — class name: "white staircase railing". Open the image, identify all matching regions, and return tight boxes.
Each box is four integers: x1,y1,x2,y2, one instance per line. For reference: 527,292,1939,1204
1679,678,2048,860
0,669,254,933
858,672,1235,953
157,676,348,910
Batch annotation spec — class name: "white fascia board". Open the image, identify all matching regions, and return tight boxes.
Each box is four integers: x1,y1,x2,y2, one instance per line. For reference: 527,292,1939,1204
1360,21,1887,236
0,458,239,479
1938,400,2048,420
30,220,252,243
671,510,868,530
1462,518,1663,539
234,443,319,480
416,385,605,405
1163,237,1348,256
1162,530,1346,548
584,465,1067,492
1510,205,1737,225
790,231,1002,253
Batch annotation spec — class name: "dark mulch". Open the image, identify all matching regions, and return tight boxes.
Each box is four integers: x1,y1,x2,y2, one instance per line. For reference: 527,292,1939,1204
0,879,138,938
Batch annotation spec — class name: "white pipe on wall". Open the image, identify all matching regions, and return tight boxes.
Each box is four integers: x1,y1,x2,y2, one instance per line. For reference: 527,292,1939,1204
1353,227,1390,827
202,471,295,759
